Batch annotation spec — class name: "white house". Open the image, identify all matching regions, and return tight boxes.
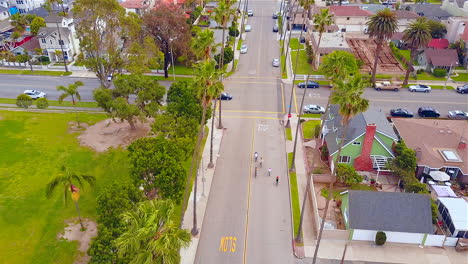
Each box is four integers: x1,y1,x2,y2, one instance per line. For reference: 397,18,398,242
444,16,468,42
329,5,373,34
36,27,74,62
394,10,420,32
120,0,155,15
436,197,468,238
44,14,79,58
441,0,468,17
7,0,45,14
0,5,9,20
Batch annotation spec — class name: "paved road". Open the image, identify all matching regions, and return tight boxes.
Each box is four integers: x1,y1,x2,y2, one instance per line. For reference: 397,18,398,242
0,74,173,102
195,0,295,263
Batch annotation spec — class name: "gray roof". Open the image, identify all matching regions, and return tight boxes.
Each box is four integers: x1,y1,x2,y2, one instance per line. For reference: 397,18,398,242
0,6,8,12
37,27,70,39
402,4,451,21
323,105,398,155
348,190,433,234
44,15,63,23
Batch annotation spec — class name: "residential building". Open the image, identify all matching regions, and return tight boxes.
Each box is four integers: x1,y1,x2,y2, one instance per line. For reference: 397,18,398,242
427,38,450,49
11,35,39,55
392,118,468,187
341,190,434,245
436,197,468,238
7,0,45,14
0,5,9,20
36,27,74,62
44,14,79,57
328,5,373,34
417,48,459,72
444,16,468,43
120,0,154,15
441,0,468,17
402,4,451,22
308,31,349,68
394,10,420,32
321,105,398,173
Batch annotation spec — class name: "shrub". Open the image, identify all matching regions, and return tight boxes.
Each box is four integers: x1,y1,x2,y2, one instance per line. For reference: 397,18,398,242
214,46,234,66
16,94,33,109
375,231,387,245
433,68,447,77
404,182,428,194
337,164,363,186
314,124,320,138
229,26,240,37
305,42,314,64
416,69,424,74
320,144,329,161
36,98,49,109
16,54,30,63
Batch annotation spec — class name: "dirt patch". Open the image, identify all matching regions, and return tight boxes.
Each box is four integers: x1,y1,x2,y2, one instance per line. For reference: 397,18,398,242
59,219,97,264
78,118,152,152
68,121,90,134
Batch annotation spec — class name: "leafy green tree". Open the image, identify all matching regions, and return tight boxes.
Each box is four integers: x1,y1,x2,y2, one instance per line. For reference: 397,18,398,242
57,81,84,105
402,18,432,85
427,20,447,39
214,46,234,66
311,8,334,69
336,164,363,185
45,166,96,229
36,98,49,109
166,80,205,123
30,17,46,36
319,50,359,84
115,199,191,264
152,113,199,140
449,39,466,65
10,13,28,33
366,8,399,85
394,148,417,172
191,28,219,61
16,94,33,109
393,140,407,156
405,182,429,194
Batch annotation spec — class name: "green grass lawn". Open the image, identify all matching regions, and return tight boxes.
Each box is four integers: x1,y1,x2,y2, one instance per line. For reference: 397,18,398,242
409,72,445,81
302,113,322,118
0,69,72,76
290,50,314,75
451,73,468,82
0,111,132,264
285,127,292,141
302,120,320,139
281,54,287,79
0,98,98,108
237,39,243,50
173,65,194,75
287,152,300,238
289,38,303,50
399,49,411,61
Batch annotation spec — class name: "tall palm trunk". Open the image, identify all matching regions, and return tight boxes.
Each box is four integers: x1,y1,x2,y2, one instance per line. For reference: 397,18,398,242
290,73,310,172
208,99,217,168
74,200,85,230
370,40,383,85
403,49,416,86
281,1,297,55
312,32,323,70
312,121,350,264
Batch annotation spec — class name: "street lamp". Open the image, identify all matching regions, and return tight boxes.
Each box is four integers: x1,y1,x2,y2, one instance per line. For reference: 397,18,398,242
169,37,178,81
444,61,458,90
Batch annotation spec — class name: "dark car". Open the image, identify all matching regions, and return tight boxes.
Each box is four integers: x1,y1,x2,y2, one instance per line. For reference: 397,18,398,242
273,25,278,32
272,13,278,19
418,107,440,118
297,81,319,88
390,108,413,118
299,37,306,43
456,84,468,94
219,92,233,100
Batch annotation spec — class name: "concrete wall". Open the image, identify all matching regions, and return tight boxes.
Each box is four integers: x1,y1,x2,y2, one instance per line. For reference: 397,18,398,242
335,17,367,33
352,229,425,244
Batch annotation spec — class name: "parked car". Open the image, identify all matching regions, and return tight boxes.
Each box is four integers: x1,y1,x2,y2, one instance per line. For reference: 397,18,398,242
390,108,413,118
448,110,468,120
272,13,278,19
299,37,306,43
409,84,431,93
272,58,280,67
456,84,468,94
23,90,46,99
418,107,440,118
374,81,400,91
240,44,248,54
247,9,253,16
245,25,252,32
297,81,319,88
273,25,278,32
219,92,233,100
303,104,325,114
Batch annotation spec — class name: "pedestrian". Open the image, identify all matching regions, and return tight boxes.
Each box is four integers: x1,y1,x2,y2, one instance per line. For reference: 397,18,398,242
254,152,258,162
276,176,279,185
268,168,272,176
259,157,263,168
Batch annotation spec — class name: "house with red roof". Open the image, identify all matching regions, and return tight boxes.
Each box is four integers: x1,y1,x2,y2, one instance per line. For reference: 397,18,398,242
428,38,450,49
328,6,373,34
120,0,154,15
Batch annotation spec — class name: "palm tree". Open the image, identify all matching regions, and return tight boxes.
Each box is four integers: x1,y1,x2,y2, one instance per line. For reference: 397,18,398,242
57,81,84,105
115,199,191,264
191,28,219,62
213,0,236,129
45,166,96,229
402,18,432,85
311,8,334,70
366,8,398,85
184,60,223,235
10,13,28,33
312,74,369,264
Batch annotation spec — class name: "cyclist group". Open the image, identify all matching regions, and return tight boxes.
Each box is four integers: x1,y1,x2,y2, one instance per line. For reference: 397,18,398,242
254,152,279,185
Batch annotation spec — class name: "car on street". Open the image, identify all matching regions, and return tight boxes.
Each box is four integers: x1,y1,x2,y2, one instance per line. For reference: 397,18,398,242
245,24,252,32
303,104,325,114
299,37,306,43
272,58,280,67
272,13,278,19
448,110,468,120
273,24,278,32
456,84,468,94
247,9,253,16
418,107,440,118
297,81,319,88
374,81,400,91
390,108,413,118
219,92,233,100
409,84,431,93
240,44,248,54
24,89,46,99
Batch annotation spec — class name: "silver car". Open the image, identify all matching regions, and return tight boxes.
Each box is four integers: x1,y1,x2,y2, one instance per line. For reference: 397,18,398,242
409,84,431,93
24,89,46,99
245,25,252,32
448,110,468,120
240,45,248,54
272,58,280,67
303,104,325,114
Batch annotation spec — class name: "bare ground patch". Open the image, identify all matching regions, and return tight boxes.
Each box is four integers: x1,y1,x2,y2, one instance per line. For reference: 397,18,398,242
78,118,152,152
59,219,97,264
68,121,90,134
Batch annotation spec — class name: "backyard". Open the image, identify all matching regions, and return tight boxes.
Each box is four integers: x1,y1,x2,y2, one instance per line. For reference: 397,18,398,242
0,111,131,263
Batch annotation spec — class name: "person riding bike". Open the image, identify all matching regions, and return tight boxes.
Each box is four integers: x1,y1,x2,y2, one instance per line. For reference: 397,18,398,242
276,176,279,185
259,157,263,168
254,152,258,162
268,168,272,176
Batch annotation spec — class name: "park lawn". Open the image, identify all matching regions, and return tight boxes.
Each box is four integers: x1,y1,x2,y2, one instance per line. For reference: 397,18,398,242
290,50,314,75
451,73,468,82
287,152,301,239
0,111,132,264
0,69,72,76
289,38,303,50
302,120,320,139
0,98,98,108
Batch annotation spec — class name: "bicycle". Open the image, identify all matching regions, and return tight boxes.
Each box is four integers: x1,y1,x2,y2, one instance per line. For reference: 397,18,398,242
276,176,279,186
268,168,272,177
254,166,258,178
254,152,258,163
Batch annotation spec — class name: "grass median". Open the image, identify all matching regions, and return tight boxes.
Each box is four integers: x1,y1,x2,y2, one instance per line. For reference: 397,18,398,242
0,98,99,108
288,152,301,238
285,127,292,141
0,69,72,76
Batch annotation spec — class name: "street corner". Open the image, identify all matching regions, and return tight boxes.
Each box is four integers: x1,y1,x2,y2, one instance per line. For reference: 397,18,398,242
293,239,305,259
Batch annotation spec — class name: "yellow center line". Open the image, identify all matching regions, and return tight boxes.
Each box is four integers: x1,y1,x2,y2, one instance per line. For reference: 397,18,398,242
243,122,255,264
223,110,282,114
223,116,280,120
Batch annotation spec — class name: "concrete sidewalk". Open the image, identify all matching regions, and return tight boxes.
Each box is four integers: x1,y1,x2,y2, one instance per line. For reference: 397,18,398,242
180,117,224,264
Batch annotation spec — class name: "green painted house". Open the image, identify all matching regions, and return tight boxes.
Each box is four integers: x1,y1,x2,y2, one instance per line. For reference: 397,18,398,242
321,105,398,172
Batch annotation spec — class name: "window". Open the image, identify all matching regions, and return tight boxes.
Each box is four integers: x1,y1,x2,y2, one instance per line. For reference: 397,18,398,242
339,156,350,163
16,0,24,4
341,28,346,32
50,40,52,44
347,17,350,20
58,40,64,45
352,142,361,145
41,38,46,44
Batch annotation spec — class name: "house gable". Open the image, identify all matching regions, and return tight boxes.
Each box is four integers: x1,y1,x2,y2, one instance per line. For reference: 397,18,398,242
371,135,394,157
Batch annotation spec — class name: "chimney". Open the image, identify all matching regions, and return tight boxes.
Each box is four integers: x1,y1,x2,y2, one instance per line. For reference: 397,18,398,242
459,141,467,150
415,147,422,161
354,123,377,171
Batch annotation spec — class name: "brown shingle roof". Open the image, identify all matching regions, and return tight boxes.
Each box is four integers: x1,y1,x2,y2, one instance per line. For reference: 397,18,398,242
394,10,420,19
393,118,468,174
19,37,40,52
424,49,459,67
329,6,373,17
